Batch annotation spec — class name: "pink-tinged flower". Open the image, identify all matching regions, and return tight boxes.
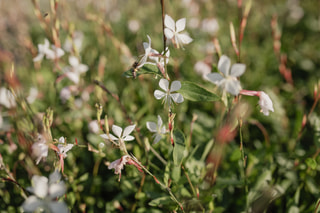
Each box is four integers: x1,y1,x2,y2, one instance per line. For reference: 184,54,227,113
146,115,167,144
108,155,130,181
57,137,74,173
22,170,67,213
164,14,193,48
108,155,143,181
239,90,274,116
206,55,246,96
154,79,184,106
32,134,49,165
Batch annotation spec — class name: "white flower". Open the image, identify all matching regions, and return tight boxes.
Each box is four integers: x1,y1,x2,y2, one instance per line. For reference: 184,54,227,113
154,79,184,105
22,170,68,213
63,31,84,53
88,120,100,133
164,14,193,48
258,92,274,116
194,61,211,80
64,56,88,84
32,134,49,165
108,155,130,181
33,39,53,62
0,87,16,108
201,18,219,35
138,35,158,67
100,124,136,142
239,90,274,116
146,115,167,144
33,39,65,62
57,137,74,158
206,55,246,96
46,45,65,60
128,19,140,33
59,87,71,103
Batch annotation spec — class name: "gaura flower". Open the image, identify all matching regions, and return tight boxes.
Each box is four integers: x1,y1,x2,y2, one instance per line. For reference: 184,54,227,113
32,134,49,165
154,79,184,106
33,39,53,62
21,170,68,213
57,137,74,173
63,56,89,84
33,39,65,62
146,115,167,144
0,87,16,108
239,90,274,116
206,55,246,96
100,124,136,142
108,155,143,181
164,14,193,48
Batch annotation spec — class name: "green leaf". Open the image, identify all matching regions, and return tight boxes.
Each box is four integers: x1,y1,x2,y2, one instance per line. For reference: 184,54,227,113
173,130,185,166
149,196,173,207
179,81,220,102
123,63,162,78
305,158,317,170
171,165,181,182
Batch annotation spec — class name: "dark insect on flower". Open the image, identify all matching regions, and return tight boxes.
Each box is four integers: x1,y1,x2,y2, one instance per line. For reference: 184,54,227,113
131,61,141,79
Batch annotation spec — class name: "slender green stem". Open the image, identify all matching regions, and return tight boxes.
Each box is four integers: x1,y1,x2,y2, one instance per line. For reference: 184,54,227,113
239,121,248,211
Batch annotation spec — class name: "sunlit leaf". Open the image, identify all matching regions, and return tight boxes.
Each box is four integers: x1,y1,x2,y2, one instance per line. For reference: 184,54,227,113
178,81,220,102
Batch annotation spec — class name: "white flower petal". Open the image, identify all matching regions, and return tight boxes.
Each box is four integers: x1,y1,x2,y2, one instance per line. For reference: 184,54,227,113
123,135,135,141
58,137,65,144
164,28,174,39
112,125,123,138
154,90,166,100
159,79,169,91
123,124,136,137
170,81,181,92
49,182,66,198
177,33,193,45
164,14,175,30
65,72,80,84
230,64,246,77
22,196,43,212
100,133,118,141
224,80,241,96
69,56,79,67
206,73,223,85
157,115,163,128
218,55,231,76
153,134,162,144
32,176,48,198
33,53,44,62
146,122,157,132
176,18,186,32
170,93,184,103
49,171,61,184
48,202,69,213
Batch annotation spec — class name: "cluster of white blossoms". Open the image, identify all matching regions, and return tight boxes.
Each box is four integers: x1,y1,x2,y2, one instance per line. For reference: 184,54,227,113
33,39,65,62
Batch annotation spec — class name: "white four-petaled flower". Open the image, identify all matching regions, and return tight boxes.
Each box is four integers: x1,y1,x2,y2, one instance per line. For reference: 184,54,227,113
206,55,246,96
146,115,167,144
164,14,193,48
22,170,68,213
100,124,136,142
154,79,184,106
57,137,74,158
